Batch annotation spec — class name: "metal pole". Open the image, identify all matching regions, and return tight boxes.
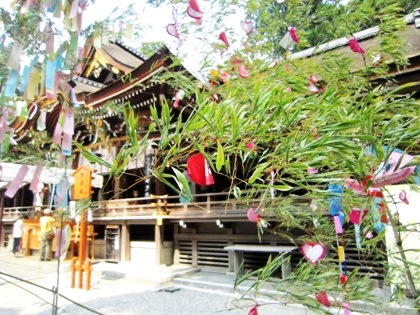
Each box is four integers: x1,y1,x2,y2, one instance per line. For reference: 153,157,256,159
0,190,4,248
52,212,65,315
144,145,153,198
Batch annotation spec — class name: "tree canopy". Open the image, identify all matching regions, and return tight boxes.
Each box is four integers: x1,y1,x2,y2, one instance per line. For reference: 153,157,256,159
245,0,416,56
0,0,419,312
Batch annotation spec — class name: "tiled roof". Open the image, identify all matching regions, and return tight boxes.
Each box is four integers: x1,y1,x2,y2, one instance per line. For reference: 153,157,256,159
72,75,105,94
290,11,418,60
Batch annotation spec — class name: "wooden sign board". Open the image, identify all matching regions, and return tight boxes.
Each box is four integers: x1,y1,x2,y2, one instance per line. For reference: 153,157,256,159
72,165,93,200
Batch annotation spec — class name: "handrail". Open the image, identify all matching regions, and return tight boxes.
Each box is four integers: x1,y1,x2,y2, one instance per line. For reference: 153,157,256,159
1,192,312,221
1,206,35,221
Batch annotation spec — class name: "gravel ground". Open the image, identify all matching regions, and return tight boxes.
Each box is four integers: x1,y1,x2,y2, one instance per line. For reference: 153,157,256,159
0,273,311,315
1,250,417,315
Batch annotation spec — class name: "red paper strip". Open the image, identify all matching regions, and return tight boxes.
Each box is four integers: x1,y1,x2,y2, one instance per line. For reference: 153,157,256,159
187,153,215,186
218,32,230,48
349,38,364,54
248,305,259,315
315,291,331,307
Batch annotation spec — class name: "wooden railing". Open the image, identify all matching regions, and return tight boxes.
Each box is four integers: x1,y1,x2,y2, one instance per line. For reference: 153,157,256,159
1,193,312,221
1,206,35,222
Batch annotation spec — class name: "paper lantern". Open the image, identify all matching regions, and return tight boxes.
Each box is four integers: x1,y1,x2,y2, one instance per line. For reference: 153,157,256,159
187,153,215,186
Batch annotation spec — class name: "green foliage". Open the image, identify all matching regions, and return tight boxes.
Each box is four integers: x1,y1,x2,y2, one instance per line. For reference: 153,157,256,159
245,0,414,56
235,256,376,314
140,1,420,308
1,0,419,311
139,41,166,58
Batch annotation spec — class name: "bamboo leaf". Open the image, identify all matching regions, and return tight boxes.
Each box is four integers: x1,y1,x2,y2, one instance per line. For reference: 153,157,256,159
216,139,225,172
248,162,269,184
172,167,193,201
73,142,112,168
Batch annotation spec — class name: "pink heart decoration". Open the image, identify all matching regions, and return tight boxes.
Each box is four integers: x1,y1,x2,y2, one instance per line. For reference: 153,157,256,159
238,65,249,78
187,0,203,20
246,141,257,151
399,189,409,204
187,7,203,19
247,208,261,223
166,23,179,39
241,21,253,36
300,242,327,264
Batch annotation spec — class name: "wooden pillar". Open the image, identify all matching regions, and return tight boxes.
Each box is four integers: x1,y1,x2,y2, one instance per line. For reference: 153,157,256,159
121,221,130,261
0,190,4,248
155,221,164,265
78,211,87,289
173,224,180,264
191,225,198,267
23,228,31,256
226,226,234,273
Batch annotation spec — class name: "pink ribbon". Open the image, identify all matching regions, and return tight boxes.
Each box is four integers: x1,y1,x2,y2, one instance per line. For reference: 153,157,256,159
29,164,43,193
5,165,29,198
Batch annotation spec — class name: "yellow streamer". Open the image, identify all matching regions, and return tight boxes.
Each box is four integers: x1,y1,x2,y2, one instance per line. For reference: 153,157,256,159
338,246,345,262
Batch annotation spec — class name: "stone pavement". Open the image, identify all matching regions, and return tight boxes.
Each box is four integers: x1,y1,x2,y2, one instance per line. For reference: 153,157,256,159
0,249,418,315
0,249,313,315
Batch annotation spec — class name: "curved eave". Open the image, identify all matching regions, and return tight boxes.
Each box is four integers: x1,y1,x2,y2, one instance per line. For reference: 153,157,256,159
83,47,171,109
72,75,105,94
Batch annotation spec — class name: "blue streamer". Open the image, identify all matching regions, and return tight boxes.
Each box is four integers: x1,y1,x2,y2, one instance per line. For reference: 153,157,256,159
47,0,58,13
328,183,343,216
4,69,19,97
45,59,56,92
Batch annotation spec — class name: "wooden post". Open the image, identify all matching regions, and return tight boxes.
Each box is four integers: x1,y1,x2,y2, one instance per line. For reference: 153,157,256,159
85,260,92,291
78,211,87,289
121,221,130,261
71,165,94,290
0,191,4,248
71,257,77,288
24,228,31,256
155,222,163,265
